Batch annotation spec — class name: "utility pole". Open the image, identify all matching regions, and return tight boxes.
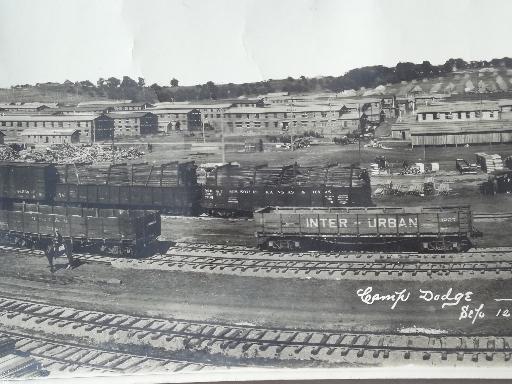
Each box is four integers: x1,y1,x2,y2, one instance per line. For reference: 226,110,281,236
357,103,362,164
111,125,115,164
221,108,225,163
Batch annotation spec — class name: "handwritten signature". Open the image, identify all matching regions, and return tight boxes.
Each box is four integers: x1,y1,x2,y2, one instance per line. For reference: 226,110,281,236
356,286,473,310
356,287,512,325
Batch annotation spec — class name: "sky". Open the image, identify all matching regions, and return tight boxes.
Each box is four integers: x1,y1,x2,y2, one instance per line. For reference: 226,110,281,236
0,0,511,87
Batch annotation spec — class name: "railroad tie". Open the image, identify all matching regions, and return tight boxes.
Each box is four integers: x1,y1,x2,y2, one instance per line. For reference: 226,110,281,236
503,338,511,361
107,355,132,369
373,337,386,358
355,335,370,358
404,339,413,359
84,324,98,332
135,331,151,340
293,333,314,354
310,334,331,356
242,342,255,352
486,338,495,361
457,337,466,361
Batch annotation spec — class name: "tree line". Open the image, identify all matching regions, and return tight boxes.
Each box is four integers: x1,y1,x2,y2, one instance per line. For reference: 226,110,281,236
10,57,512,103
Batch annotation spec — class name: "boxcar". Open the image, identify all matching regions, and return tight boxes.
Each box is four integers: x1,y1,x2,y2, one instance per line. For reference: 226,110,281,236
0,204,161,257
0,162,58,201
255,206,475,252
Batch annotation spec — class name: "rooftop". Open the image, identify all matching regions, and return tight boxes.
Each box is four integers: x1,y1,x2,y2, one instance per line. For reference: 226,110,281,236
416,101,499,113
78,100,132,106
21,128,80,136
149,103,232,110
223,105,343,114
148,108,199,114
108,112,157,119
0,114,105,122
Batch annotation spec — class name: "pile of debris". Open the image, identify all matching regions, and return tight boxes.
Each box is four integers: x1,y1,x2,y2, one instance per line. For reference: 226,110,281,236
374,178,450,197
0,146,19,161
399,162,440,175
16,144,144,164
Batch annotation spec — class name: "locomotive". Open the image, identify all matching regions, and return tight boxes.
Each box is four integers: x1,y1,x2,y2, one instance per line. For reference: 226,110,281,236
255,206,478,252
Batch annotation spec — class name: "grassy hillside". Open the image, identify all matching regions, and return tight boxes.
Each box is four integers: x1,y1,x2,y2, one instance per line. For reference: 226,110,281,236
3,59,512,104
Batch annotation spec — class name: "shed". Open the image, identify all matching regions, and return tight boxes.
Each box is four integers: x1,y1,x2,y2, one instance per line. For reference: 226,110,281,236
20,128,80,145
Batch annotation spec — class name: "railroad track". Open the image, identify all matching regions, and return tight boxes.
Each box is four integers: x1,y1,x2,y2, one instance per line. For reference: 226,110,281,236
90,244,512,279
0,330,207,377
474,212,512,221
3,243,512,280
0,295,511,366
119,253,512,280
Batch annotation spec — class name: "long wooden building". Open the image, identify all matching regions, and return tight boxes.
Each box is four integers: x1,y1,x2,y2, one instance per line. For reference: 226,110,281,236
394,120,512,147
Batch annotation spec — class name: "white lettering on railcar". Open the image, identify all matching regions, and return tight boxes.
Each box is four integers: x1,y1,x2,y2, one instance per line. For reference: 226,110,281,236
304,216,418,229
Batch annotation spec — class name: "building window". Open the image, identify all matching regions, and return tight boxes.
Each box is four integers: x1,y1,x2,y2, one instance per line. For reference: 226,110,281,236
490,112,494,118
246,114,249,119
58,122,63,127
475,111,481,118
274,122,278,128
457,112,462,119
216,114,221,118
17,122,22,127
274,113,277,118
284,113,287,118
1,122,5,127
255,114,259,118
265,122,269,128
445,113,452,120
466,112,470,119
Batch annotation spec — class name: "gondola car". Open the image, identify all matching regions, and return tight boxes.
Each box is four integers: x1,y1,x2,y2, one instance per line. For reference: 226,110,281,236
202,163,372,216
0,203,161,257
255,205,477,252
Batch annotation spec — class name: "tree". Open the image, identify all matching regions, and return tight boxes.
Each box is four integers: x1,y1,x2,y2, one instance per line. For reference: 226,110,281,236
79,80,95,88
97,78,106,87
205,81,217,99
137,77,145,87
121,76,138,88
106,77,120,88
170,78,179,87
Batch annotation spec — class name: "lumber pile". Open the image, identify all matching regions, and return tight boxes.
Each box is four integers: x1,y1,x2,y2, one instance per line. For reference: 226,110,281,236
57,161,196,186
475,153,504,173
205,164,369,188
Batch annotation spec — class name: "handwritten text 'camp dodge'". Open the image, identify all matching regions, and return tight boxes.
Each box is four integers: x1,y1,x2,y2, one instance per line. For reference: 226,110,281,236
355,287,508,325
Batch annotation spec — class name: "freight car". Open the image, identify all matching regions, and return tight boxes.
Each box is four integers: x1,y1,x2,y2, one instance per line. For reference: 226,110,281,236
255,206,476,252
0,162,58,202
202,163,372,216
0,161,199,215
0,203,161,257
54,162,199,215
